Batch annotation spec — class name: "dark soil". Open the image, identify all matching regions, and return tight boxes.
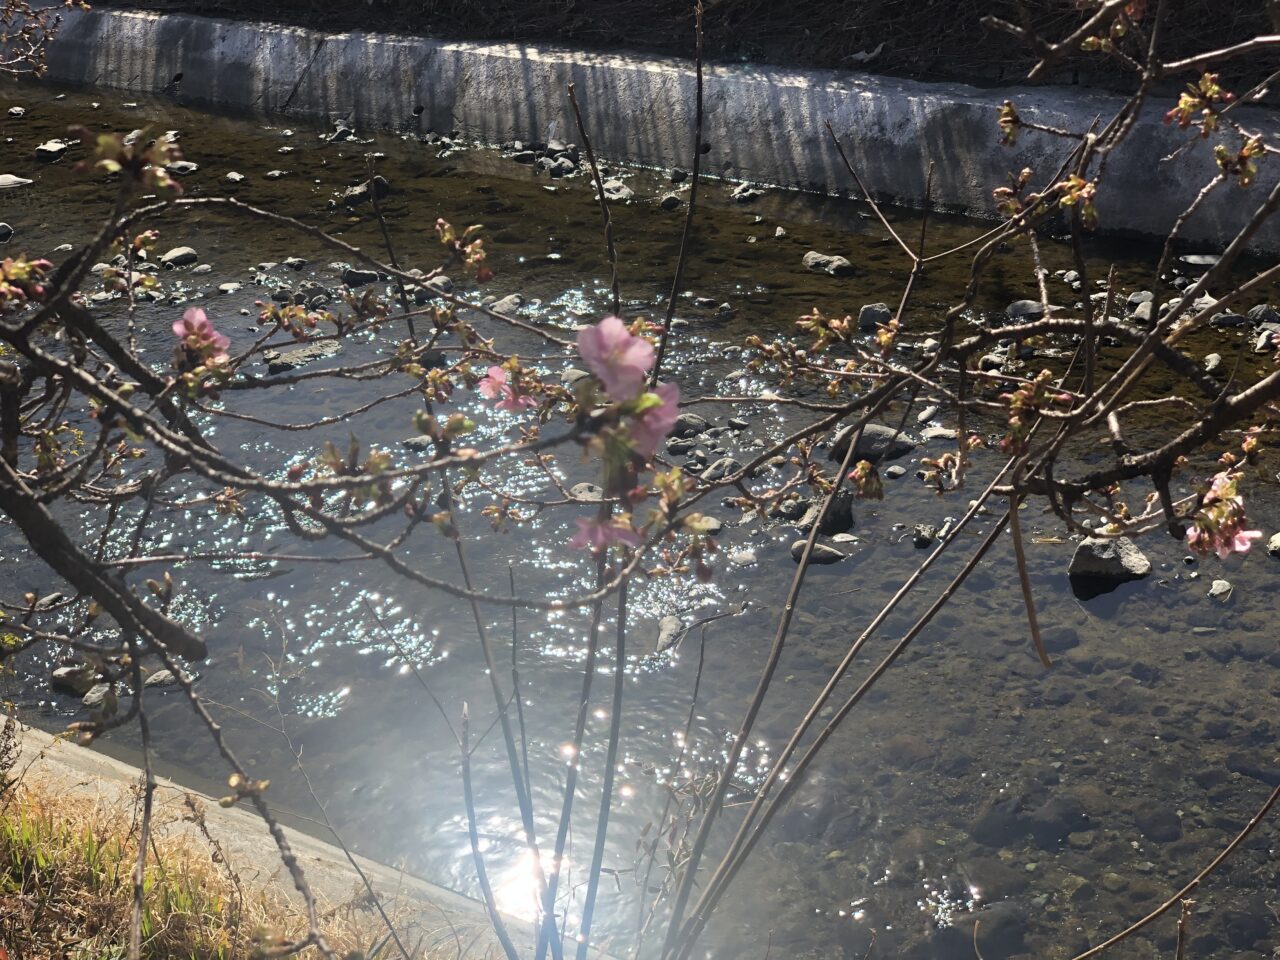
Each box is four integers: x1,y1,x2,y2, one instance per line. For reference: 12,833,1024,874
95,0,1277,90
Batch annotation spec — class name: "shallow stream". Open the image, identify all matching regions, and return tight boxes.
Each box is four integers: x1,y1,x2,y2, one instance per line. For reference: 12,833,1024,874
1,83,1277,959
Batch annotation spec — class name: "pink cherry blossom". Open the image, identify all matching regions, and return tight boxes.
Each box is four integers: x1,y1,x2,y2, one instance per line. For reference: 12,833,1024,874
172,307,230,364
569,516,641,552
478,365,536,413
629,382,680,458
1185,470,1262,560
576,316,654,402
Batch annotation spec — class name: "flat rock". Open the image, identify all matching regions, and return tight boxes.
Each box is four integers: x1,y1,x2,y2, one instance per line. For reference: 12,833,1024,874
569,482,604,502
803,250,854,277
35,139,70,161
0,174,34,189
700,457,742,482
159,245,198,268
264,341,340,373
340,266,380,287
490,293,524,315
340,175,391,205
1207,578,1232,601
829,422,916,463
165,160,199,175
601,179,633,201
51,665,97,695
790,540,847,565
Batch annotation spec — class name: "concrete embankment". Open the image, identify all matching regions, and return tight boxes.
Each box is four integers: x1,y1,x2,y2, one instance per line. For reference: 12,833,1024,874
44,7,1280,252
11,723,542,957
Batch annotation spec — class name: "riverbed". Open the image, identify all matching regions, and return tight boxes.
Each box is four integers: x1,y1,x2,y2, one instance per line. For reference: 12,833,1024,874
1,82,1277,959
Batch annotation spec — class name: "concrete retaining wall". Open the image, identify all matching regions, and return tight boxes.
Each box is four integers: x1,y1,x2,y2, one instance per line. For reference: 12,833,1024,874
11,724,558,957
42,8,1280,251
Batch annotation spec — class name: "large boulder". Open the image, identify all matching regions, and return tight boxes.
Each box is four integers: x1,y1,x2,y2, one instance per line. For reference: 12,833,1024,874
1067,536,1151,597
828,422,916,463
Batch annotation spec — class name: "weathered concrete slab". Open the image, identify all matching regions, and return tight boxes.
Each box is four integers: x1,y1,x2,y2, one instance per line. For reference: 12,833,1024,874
43,8,1280,252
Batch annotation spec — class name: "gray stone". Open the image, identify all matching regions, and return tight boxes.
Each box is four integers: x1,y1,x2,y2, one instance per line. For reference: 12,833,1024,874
669,168,687,183
672,413,708,439
35,138,70,161
7,106,24,118
81,683,114,709
884,464,907,480
916,404,938,423
802,250,854,277
0,222,11,243
730,182,763,203
490,293,524,315
920,425,956,441
1247,303,1280,326
544,155,576,178
1204,352,1223,375
264,169,289,180
0,174,34,189
1067,536,1151,590
165,160,199,175
224,171,245,183
912,523,938,548
601,179,633,201
1007,299,1056,318
659,192,682,210
340,266,380,287
218,282,242,294
51,665,97,695
790,540,847,565
159,245,198,268
569,482,604,502
1131,300,1154,325
562,367,590,386
654,615,684,654
264,341,340,373
1126,290,1153,309
341,175,390,205
1135,807,1181,843
796,489,855,536
143,668,187,688
1207,579,1232,601
700,457,742,482
1178,253,1220,273
1268,532,1280,558
829,422,916,463
857,302,892,331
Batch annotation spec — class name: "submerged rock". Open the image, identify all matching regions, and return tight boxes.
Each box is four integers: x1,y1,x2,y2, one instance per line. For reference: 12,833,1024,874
0,223,12,243
790,540,847,565
730,182,763,203
51,664,97,695
828,422,916,463
264,341,340,373
654,615,684,653
1208,579,1233,601
802,250,854,277
1067,536,1151,595
341,176,390,205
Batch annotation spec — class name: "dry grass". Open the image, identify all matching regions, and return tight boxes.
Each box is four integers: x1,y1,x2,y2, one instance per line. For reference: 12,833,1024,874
0,720,450,960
